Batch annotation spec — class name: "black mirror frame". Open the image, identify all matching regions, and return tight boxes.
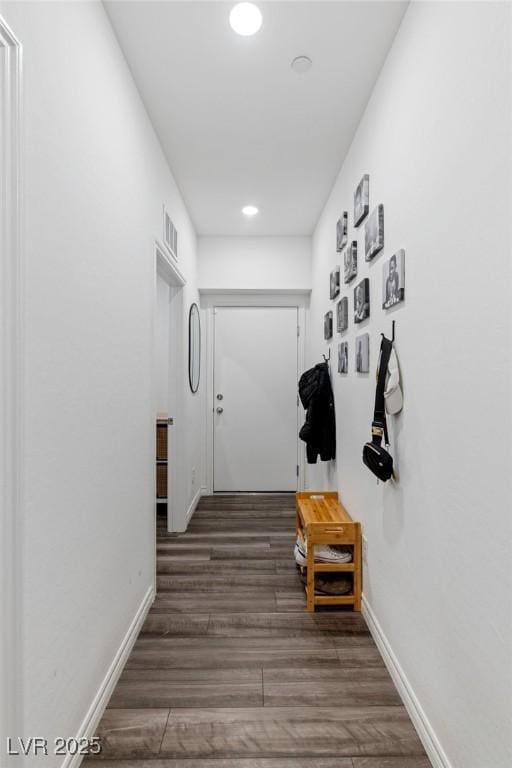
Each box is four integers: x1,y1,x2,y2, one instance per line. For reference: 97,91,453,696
188,302,201,393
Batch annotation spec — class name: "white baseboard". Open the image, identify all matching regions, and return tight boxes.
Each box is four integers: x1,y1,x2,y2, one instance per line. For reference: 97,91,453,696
185,487,203,526
362,594,452,768
63,585,155,768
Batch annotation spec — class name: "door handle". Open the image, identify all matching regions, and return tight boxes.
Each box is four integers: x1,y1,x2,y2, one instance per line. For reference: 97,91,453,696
216,407,224,414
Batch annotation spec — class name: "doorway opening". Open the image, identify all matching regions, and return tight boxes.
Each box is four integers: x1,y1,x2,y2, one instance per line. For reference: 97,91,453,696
154,242,185,533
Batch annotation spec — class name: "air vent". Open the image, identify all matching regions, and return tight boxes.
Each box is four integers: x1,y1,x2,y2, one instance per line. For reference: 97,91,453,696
163,207,178,260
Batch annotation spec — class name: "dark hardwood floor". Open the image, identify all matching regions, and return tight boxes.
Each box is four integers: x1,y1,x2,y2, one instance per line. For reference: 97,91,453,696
85,494,431,768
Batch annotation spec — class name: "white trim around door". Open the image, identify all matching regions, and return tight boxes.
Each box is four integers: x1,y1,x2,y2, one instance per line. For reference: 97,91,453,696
0,14,23,750
199,290,310,495
154,241,187,533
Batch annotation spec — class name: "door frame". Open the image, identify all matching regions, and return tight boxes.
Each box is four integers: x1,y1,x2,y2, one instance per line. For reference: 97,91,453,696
154,241,186,533
0,14,23,747
199,290,310,495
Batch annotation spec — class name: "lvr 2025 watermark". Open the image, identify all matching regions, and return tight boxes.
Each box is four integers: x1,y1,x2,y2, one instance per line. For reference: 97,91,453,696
6,737,101,756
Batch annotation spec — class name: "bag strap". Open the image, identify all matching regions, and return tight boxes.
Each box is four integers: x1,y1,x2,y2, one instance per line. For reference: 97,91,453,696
372,335,393,446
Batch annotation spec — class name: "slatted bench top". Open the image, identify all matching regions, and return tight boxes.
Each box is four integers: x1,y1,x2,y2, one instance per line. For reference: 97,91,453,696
296,491,353,528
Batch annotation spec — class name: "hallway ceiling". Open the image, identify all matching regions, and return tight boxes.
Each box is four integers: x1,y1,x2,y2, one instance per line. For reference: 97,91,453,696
105,1,408,236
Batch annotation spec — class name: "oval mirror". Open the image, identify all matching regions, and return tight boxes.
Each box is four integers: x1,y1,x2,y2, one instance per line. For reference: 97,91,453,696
188,303,201,393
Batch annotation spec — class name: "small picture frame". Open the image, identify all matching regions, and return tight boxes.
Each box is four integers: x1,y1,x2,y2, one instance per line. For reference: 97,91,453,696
343,241,358,283
354,174,369,227
338,342,348,374
336,212,348,252
336,297,348,333
355,333,370,373
324,311,333,340
382,249,405,309
330,266,341,300
365,204,384,261
354,278,370,324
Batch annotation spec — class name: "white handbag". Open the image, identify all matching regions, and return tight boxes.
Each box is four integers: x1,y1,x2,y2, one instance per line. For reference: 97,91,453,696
384,347,403,414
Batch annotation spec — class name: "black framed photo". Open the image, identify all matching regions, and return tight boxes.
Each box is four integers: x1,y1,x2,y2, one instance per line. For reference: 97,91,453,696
355,333,370,373
338,342,348,374
365,204,384,261
354,174,369,226
324,311,333,340
336,212,348,252
343,241,357,283
336,297,348,333
382,249,405,309
330,266,340,300
354,278,370,324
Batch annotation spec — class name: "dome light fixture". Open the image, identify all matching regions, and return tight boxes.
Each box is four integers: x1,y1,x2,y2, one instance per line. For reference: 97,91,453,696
229,2,263,36
242,205,259,216
291,55,312,74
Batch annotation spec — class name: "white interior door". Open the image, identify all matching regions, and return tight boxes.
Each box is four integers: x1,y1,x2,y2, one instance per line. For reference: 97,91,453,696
214,306,299,492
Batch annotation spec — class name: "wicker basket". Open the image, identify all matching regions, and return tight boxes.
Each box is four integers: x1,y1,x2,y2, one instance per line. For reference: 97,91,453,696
156,422,168,461
156,464,167,499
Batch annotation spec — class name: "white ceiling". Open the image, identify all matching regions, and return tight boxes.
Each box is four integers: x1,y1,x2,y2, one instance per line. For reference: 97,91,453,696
105,1,408,236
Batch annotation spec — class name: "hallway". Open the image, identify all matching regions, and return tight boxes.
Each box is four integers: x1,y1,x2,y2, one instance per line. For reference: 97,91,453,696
86,495,430,766
1,2,510,764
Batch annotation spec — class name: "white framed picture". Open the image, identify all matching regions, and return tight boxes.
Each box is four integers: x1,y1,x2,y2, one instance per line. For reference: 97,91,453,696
354,278,370,324
382,249,405,309
338,342,348,374
343,241,357,283
336,212,348,252
324,311,333,340
336,297,348,333
365,204,384,261
330,266,341,300
355,333,370,373
354,174,369,226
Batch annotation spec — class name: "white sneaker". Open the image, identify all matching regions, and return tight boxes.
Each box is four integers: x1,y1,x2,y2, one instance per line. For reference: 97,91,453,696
294,538,352,564
314,544,352,563
294,542,307,566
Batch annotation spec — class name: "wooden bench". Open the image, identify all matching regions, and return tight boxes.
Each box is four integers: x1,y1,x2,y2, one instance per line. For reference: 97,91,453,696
296,491,362,612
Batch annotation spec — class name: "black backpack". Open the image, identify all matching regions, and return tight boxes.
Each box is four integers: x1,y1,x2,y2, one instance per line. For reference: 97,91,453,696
362,335,394,482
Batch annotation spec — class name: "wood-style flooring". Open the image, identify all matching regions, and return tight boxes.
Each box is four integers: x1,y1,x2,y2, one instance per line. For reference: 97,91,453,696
85,494,431,768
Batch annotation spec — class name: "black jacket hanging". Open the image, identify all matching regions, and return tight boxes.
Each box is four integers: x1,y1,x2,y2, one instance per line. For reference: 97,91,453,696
298,362,336,464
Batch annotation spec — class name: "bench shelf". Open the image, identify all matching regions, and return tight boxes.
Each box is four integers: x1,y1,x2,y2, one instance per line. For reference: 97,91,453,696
295,490,362,612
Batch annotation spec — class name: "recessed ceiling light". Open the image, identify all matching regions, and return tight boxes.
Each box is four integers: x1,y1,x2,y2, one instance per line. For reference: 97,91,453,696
229,3,263,36
242,205,259,216
291,56,312,74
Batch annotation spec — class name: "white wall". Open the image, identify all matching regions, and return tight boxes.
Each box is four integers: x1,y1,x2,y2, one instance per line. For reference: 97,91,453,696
0,0,202,762
307,3,512,767
198,236,311,290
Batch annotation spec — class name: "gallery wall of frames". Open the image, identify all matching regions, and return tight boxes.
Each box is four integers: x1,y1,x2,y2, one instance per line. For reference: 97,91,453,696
324,173,405,374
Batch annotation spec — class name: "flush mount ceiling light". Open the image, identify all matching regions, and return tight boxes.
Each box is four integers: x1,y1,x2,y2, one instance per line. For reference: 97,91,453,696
229,2,263,36
291,55,313,74
242,205,259,216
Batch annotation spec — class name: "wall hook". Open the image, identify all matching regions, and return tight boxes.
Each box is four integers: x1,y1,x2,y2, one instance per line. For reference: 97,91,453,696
322,348,331,362
381,321,396,344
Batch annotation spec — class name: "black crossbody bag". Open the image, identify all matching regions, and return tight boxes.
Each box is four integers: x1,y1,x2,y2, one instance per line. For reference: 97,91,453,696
362,335,394,482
